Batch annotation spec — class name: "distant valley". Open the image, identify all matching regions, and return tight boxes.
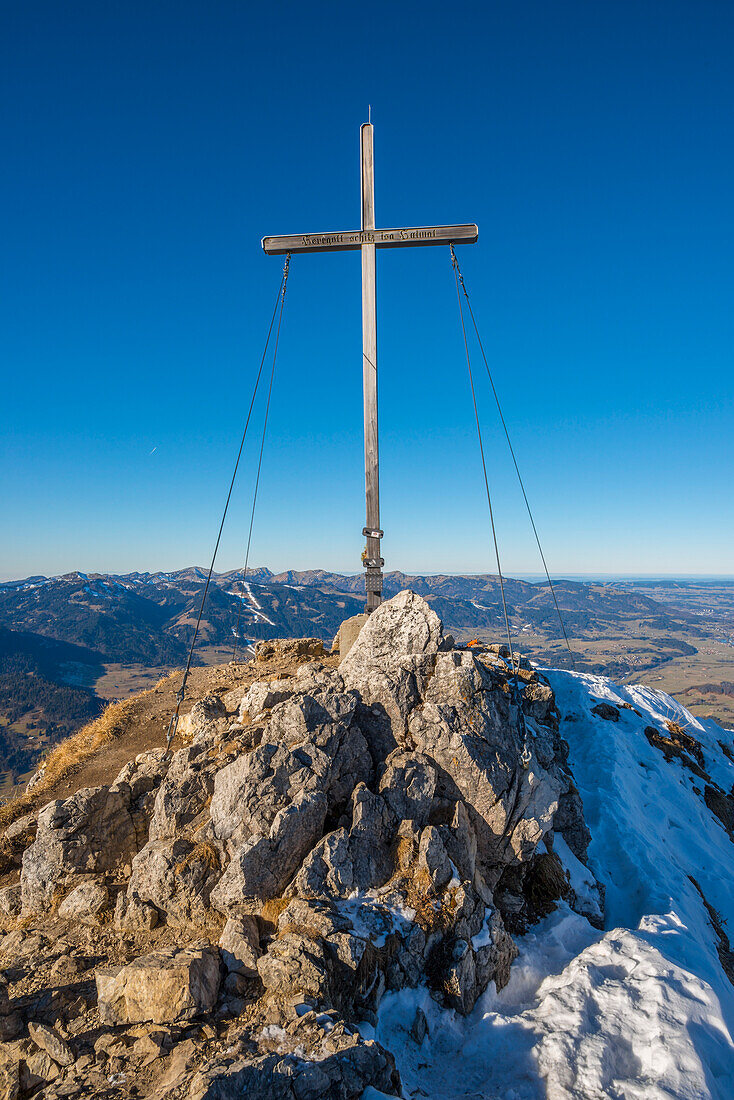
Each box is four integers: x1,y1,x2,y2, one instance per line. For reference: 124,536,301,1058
1,567,733,795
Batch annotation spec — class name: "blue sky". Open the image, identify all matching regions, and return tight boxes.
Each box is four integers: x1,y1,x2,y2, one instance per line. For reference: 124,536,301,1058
2,1,733,580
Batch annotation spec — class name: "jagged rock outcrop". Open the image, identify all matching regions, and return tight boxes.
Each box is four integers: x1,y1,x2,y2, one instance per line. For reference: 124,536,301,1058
1,591,601,1099
21,786,137,911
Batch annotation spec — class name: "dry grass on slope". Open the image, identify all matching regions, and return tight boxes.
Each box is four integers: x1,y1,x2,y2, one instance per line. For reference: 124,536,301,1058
0,676,173,833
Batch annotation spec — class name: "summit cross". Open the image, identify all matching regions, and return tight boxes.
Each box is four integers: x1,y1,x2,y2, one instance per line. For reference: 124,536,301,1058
262,119,478,612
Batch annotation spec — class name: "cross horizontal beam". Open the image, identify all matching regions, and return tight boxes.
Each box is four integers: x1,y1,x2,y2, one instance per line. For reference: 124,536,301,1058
262,223,478,255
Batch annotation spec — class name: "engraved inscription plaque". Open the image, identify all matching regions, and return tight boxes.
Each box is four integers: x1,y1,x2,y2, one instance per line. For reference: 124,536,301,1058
262,223,478,255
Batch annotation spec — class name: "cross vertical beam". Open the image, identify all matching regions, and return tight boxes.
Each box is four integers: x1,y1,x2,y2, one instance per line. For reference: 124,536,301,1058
360,122,383,612
261,120,478,614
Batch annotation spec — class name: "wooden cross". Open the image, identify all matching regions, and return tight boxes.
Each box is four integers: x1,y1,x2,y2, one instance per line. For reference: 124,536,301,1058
262,119,478,612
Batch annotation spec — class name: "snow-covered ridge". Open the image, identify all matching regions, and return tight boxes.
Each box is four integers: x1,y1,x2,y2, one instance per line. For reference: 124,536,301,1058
376,672,734,1099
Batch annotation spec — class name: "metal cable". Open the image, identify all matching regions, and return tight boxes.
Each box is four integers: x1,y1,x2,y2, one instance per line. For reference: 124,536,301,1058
450,246,576,670
232,256,289,660
164,258,290,752
452,249,516,668
452,247,531,765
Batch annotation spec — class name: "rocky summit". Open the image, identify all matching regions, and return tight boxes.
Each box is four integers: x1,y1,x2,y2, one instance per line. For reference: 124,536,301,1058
0,591,603,1099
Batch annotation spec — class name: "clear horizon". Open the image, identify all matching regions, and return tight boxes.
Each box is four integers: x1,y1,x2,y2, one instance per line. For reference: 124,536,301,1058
3,564,734,586
3,2,734,578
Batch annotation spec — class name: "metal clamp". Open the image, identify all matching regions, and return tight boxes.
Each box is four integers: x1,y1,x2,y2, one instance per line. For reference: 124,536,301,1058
362,557,384,569
362,527,384,539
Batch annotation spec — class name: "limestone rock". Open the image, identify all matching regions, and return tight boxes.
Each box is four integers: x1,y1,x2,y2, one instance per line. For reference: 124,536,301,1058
188,1037,400,1100
20,1052,58,1091
210,691,371,850
0,1061,19,1100
591,701,620,722
0,887,21,920
522,680,557,723
410,1005,429,1044
407,649,564,874
0,976,21,1042
27,1021,74,1067
333,613,369,659
114,891,158,931
293,785,396,899
473,907,519,993
111,748,168,803
440,938,477,1015
255,638,325,662
126,837,222,925
21,786,137,912
211,789,327,912
148,744,216,841
238,680,295,721
219,916,260,976
222,685,249,714
418,826,453,890
4,814,37,848
96,944,220,1025
178,695,226,740
379,751,436,827
57,879,109,923
340,591,443,757
257,933,332,1003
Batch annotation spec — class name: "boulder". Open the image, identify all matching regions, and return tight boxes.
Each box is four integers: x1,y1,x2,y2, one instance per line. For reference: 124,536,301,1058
210,692,371,849
111,749,168,804
21,1052,57,1091
57,879,109,923
188,1037,400,1100
0,976,21,1041
21,786,137,912
27,1022,74,1067
379,751,436,827
0,887,21,920
418,826,453,890
219,916,260,976
440,938,477,1015
148,744,216,841
96,944,220,1025
591,701,620,722
222,685,249,714
255,638,325,663
4,814,37,848
473,907,519,993
522,680,557,724
257,933,332,1003
340,591,443,757
114,891,158,931
177,695,226,740
0,1061,19,1100
238,680,295,721
126,837,222,925
333,613,369,659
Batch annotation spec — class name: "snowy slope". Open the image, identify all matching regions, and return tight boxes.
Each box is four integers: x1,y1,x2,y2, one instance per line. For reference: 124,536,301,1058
370,672,734,1100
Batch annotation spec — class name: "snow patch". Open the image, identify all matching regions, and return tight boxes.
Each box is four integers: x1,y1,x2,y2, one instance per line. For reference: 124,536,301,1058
374,671,734,1099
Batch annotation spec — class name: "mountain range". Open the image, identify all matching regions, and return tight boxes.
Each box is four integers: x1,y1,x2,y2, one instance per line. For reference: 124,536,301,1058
0,566,720,792
0,566,690,665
